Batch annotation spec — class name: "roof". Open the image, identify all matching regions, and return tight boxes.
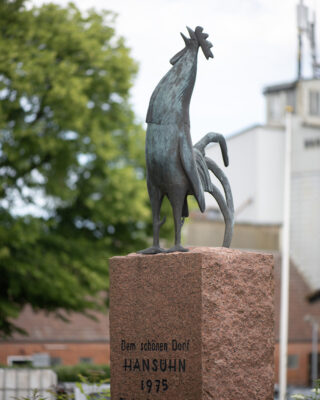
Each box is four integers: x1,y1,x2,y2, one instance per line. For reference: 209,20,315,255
263,77,320,95
204,124,262,149
223,122,283,143
226,123,262,141
2,306,109,343
263,80,298,95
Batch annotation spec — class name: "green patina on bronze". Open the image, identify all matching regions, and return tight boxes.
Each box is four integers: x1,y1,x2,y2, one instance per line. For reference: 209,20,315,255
138,26,234,254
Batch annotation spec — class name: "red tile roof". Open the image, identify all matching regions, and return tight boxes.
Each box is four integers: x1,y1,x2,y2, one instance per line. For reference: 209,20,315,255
3,306,109,343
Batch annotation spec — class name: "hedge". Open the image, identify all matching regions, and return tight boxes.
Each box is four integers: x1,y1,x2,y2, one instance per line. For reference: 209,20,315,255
53,363,110,383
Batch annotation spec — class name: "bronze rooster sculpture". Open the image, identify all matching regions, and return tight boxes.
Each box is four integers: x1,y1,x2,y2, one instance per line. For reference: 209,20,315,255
138,26,234,254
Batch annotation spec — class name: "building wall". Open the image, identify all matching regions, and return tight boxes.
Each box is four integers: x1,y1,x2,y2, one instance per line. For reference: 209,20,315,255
292,119,320,173
291,172,320,289
203,117,320,289
184,219,280,251
0,342,110,366
266,91,287,126
256,127,285,223
298,79,320,126
290,118,320,289
205,126,284,224
205,127,258,222
274,342,320,387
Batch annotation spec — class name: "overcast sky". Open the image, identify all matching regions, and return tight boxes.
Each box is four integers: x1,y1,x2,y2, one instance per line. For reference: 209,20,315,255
31,0,319,142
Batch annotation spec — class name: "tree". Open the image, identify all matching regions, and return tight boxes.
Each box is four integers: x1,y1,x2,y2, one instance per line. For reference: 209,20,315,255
0,0,167,337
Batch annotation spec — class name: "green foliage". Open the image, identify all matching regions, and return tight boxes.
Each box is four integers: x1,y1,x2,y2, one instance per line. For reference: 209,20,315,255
0,0,173,337
292,379,320,399
76,371,110,398
54,363,110,383
14,389,49,400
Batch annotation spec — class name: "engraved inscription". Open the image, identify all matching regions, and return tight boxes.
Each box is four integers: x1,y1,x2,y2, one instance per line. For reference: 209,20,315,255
118,338,191,399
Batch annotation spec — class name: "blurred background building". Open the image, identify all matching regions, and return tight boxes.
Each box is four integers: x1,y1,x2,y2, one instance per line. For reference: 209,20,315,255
186,77,320,290
0,307,109,367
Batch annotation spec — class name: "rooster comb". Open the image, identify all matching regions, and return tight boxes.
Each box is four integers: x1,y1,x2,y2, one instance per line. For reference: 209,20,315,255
185,26,214,59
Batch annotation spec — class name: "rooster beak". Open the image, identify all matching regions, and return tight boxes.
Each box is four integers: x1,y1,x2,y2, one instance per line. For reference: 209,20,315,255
180,32,189,46
186,26,197,40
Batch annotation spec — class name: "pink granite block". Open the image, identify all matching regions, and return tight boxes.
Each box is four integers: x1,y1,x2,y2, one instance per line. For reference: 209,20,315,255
109,247,274,400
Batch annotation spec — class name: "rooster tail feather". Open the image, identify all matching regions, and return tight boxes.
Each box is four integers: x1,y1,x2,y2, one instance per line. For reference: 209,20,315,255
193,134,234,247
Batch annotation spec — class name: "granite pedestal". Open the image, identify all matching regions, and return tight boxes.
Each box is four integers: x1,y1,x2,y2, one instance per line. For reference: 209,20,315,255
109,247,274,400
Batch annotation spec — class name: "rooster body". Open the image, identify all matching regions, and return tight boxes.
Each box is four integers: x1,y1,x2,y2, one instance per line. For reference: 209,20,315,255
139,27,234,254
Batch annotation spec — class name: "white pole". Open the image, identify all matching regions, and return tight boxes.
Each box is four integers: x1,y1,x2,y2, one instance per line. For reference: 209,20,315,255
279,107,293,400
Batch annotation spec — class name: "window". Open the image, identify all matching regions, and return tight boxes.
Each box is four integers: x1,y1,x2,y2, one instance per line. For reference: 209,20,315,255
305,138,320,148
51,357,62,366
7,355,32,367
309,91,320,116
288,354,299,369
79,357,93,364
269,94,283,122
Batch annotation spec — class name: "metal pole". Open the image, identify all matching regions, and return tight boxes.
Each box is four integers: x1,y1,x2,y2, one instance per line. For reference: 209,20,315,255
310,17,317,78
312,321,319,387
279,108,293,400
298,30,302,79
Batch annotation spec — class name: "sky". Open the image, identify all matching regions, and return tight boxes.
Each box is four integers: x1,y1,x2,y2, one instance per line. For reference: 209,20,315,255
30,0,318,142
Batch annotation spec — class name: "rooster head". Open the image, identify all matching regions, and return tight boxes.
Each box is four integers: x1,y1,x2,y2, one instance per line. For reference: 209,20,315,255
170,26,213,65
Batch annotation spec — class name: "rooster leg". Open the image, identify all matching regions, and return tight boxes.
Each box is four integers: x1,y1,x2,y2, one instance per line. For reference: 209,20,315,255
137,183,165,254
166,187,189,253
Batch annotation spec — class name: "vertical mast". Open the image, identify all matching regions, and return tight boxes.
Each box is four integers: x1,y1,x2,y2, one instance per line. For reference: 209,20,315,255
297,0,308,79
279,107,293,400
297,0,320,79
298,28,303,79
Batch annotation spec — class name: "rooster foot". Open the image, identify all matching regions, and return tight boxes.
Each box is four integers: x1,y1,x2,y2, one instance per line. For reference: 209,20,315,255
137,246,166,255
166,245,189,253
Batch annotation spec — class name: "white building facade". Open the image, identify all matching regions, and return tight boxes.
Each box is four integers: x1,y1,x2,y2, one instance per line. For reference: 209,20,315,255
205,79,320,289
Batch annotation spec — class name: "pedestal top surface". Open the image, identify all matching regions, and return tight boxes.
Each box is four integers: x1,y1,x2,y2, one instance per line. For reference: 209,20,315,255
111,246,274,260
